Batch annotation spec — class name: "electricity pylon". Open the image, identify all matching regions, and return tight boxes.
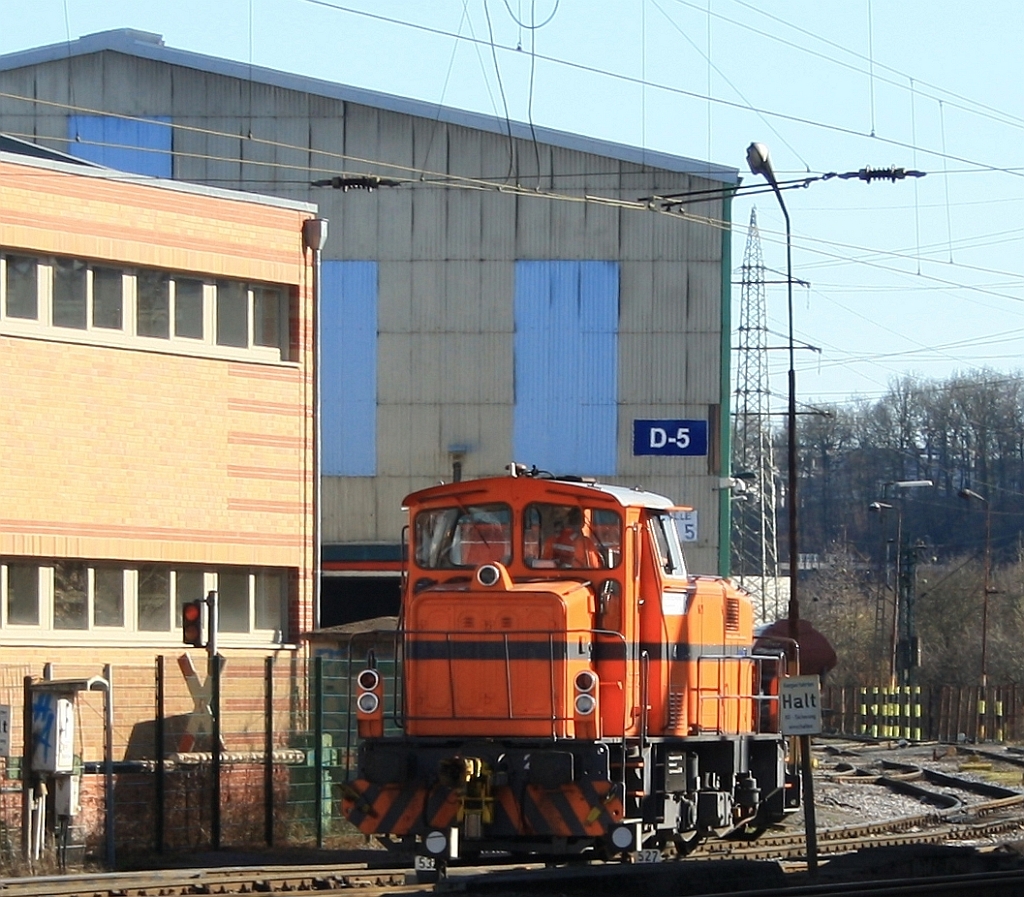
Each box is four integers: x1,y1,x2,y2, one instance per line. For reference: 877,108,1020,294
731,207,782,624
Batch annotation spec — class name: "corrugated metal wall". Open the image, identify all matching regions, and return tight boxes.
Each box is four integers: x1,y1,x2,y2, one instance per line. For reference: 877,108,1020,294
0,49,731,573
321,261,378,477
66,113,172,177
513,261,618,475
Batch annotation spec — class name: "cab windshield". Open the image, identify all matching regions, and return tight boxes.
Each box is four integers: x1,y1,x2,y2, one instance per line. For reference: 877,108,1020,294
414,503,512,569
650,511,688,578
523,503,622,569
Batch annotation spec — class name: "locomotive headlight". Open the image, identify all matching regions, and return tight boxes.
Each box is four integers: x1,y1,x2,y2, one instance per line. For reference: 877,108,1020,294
424,829,448,855
476,564,501,587
357,668,380,691
356,691,380,714
574,693,597,716
574,670,598,693
610,824,635,850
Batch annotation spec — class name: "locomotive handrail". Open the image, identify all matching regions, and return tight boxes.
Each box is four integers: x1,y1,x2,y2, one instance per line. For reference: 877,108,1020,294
335,625,402,782
689,651,786,736
640,650,650,749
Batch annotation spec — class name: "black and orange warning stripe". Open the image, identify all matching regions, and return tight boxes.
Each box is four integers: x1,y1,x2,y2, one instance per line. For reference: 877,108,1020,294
341,778,623,839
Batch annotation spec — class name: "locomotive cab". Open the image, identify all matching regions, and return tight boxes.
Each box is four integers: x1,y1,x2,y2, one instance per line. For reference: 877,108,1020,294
340,468,794,869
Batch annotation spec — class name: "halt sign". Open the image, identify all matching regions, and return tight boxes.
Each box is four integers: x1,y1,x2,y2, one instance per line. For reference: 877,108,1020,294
780,675,822,735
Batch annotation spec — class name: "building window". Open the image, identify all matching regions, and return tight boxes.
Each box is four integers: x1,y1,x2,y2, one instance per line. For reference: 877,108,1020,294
175,568,206,614
174,278,204,339
2,252,296,364
94,566,125,627
4,255,38,320
53,561,89,630
6,562,39,625
92,266,124,330
53,257,87,330
137,269,170,339
138,564,171,631
3,560,287,639
218,568,250,632
216,280,249,348
255,569,284,631
254,286,284,353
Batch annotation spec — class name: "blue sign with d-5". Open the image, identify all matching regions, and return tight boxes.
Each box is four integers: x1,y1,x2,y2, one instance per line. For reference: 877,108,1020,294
633,419,708,456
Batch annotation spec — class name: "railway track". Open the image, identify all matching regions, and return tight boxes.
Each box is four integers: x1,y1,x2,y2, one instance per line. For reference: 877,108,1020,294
0,863,421,897
4,751,1024,896
695,755,1024,862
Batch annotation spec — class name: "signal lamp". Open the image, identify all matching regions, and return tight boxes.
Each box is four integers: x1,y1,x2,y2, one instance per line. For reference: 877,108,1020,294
356,691,380,714
356,666,384,738
182,600,205,647
357,668,380,691
574,670,598,693
574,693,597,716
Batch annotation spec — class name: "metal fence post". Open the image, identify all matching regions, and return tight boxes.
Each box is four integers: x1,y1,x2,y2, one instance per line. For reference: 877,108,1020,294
155,656,165,853
265,655,274,847
314,656,324,849
211,653,221,850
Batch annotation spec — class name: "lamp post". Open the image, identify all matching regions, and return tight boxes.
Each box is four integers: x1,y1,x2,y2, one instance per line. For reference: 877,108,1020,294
746,142,817,877
746,142,799,649
868,501,897,682
883,480,932,686
958,488,992,689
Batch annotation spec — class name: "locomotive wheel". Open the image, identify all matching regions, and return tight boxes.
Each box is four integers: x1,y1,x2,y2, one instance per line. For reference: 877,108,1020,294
670,832,704,857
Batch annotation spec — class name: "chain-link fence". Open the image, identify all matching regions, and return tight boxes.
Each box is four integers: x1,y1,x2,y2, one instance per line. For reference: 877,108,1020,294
0,634,401,872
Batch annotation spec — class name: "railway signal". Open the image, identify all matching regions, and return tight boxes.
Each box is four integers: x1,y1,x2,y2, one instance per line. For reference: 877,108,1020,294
182,599,206,648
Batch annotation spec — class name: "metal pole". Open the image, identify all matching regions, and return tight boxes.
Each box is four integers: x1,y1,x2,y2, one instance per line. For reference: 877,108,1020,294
155,656,165,854
891,512,902,686
21,675,32,861
210,653,221,850
314,656,324,849
745,145,815,876
982,501,991,688
104,665,114,869
302,217,328,634
265,655,274,847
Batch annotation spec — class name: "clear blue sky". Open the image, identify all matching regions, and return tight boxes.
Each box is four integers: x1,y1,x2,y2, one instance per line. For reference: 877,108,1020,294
4,1,1023,409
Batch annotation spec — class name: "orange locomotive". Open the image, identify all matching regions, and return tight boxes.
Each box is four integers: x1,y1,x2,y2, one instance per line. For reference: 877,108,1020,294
341,467,796,868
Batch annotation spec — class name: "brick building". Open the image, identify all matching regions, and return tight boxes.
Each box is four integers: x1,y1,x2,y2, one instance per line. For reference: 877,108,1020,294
0,142,319,665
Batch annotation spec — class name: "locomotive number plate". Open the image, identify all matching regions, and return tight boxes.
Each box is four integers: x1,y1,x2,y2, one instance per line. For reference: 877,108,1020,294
634,849,662,864
414,856,436,871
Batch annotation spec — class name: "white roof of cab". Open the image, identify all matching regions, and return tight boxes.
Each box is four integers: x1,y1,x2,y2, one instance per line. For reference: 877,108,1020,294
579,482,675,510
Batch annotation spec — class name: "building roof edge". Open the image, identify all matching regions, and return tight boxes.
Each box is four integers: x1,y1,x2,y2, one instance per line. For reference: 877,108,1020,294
0,28,740,184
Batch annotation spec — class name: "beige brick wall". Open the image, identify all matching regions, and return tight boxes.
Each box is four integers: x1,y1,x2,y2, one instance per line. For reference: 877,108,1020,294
0,157,318,642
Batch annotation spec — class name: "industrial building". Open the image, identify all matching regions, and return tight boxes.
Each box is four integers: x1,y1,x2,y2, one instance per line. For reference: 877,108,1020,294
0,29,739,628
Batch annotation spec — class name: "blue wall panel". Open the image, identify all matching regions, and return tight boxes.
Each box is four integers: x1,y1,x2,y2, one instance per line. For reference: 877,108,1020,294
67,115,173,178
513,261,619,475
321,261,378,477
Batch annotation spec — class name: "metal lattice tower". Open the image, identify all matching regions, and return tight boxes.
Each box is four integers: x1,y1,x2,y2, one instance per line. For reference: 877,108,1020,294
731,207,782,624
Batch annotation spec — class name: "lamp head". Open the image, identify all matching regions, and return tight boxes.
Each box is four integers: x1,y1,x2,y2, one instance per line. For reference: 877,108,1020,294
746,142,776,184
958,488,987,503
869,501,893,513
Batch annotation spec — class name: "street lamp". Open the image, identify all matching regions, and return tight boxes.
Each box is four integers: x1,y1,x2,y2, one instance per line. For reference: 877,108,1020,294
868,501,895,680
868,499,903,683
747,142,818,879
746,142,800,651
958,488,992,690
883,480,932,685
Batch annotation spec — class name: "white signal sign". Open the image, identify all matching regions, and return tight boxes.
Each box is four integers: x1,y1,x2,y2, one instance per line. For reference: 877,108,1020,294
780,676,822,735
